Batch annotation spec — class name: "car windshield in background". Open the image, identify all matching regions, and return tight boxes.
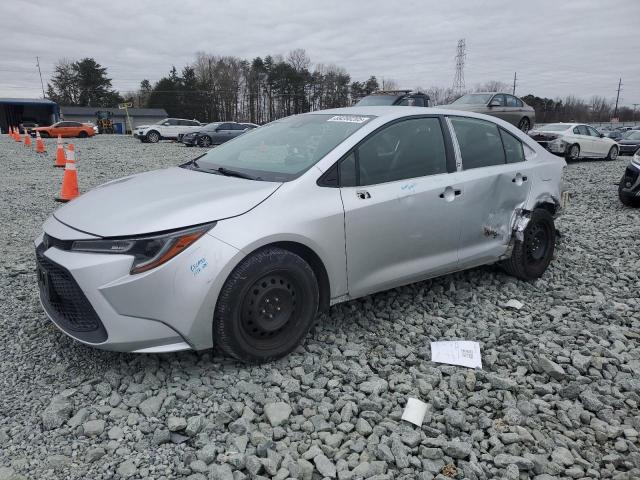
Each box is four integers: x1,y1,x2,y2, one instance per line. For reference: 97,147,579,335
191,113,374,182
538,124,570,132
356,95,399,106
451,94,493,105
622,131,640,140
203,123,221,131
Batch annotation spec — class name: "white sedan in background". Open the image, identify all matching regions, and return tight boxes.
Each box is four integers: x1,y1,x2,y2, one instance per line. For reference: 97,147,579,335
529,123,619,161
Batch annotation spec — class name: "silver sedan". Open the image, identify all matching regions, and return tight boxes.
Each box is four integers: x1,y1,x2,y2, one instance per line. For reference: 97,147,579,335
35,107,565,362
445,92,536,132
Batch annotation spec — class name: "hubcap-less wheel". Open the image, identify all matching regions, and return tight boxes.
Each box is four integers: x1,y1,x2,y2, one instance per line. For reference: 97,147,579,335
241,273,297,346
525,222,551,264
518,118,530,132
569,145,580,160
608,146,618,161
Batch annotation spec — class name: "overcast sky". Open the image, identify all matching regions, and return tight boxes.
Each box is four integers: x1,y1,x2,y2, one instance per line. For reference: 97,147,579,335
1,0,638,106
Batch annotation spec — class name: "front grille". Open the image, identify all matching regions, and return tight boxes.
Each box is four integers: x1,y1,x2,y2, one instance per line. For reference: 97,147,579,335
36,243,107,343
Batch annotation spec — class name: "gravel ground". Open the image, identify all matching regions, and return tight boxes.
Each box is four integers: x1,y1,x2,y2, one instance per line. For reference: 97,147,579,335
0,135,639,480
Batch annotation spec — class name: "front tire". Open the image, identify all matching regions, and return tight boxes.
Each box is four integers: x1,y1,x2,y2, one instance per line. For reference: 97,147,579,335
501,208,555,280
605,146,618,161
146,131,160,143
518,117,530,133
214,247,319,362
198,135,212,148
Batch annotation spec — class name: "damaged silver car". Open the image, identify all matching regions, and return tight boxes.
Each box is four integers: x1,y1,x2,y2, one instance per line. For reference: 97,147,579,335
36,107,565,362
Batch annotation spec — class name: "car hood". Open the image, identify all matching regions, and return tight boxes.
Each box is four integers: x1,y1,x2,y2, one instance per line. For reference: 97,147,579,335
618,139,640,145
53,167,281,237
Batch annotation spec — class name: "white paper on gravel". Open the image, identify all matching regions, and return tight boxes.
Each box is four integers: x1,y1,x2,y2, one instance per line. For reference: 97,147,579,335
430,341,482,369
401,397,429,426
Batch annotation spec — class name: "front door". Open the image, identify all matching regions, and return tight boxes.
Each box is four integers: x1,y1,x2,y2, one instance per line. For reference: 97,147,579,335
447,116,533,266
340,116,461,298
488,94,509,121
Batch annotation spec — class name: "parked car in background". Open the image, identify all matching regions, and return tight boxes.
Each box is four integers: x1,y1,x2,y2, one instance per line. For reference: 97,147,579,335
528,123,618,161
445,93,535,132
31,121,96,138
356,90,432,107
619,151,640,207
133,118,202,143
617,130,640,156
240,123,259,129
181,122,250,147
35,106,565,361
604,128,627,141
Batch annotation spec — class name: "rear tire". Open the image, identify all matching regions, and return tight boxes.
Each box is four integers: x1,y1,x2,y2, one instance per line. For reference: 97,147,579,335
146,131,160,143
518,117,530,133
605,146,618,161
566,144,580,161
40,132,49,138
214,247,319,362
501,208,555,280
78,131,88,138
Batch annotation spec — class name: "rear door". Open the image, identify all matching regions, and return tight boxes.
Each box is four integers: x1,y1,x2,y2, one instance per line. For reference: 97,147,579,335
446,116,534,267
504,94,523,126
216,123,236,143
340,116,461,297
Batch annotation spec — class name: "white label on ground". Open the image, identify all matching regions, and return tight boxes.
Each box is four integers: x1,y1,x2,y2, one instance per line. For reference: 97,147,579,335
401,397,428,426
430,341,482,369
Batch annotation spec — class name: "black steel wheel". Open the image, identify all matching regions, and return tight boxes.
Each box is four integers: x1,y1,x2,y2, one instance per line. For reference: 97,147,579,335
501,208,555,280
214,247,319,362
78,131,88,138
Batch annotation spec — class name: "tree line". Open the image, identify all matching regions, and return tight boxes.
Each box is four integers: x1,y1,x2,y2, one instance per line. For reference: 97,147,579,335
46,54,638,124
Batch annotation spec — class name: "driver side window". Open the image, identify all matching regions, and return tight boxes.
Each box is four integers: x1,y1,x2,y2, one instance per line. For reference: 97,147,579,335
347,117,447,186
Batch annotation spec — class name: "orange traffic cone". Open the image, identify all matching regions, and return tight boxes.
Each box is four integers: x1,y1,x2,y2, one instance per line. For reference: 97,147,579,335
55,136,66,167
56,144,79,202
35,131,45,153
24,129,31,147
14,127,21,142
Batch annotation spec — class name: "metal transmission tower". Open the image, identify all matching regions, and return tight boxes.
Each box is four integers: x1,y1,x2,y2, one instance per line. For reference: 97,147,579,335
453,39,466,95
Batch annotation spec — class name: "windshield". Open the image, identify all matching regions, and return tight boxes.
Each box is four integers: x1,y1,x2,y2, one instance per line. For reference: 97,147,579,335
623,131,640,140
538,124,570,132
203,122,221,131
190,113,374,182
452,94,493,105
356,95,399,106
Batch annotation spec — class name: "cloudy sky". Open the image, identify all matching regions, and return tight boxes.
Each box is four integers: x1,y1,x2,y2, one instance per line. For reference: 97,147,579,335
1,0,638,106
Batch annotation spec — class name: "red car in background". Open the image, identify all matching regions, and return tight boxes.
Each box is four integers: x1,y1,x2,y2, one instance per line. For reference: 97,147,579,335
31,121,96,138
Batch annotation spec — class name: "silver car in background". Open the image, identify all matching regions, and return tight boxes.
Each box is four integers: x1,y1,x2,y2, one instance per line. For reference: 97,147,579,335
445,92,536,133
35,107,564,362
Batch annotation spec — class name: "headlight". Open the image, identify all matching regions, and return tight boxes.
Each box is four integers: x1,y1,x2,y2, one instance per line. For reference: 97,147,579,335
70,223,215,274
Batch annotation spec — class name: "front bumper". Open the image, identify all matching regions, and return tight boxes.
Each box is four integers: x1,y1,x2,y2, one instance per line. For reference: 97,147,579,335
618,145,639,156
181,136,198,146
133,132,145,139
35,216,240,352
620,162,640,196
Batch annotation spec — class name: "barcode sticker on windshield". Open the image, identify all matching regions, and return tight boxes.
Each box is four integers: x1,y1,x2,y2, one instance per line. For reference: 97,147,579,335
327,115,370,124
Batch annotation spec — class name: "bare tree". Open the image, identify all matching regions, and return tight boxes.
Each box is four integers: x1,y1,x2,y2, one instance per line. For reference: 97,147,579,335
287,48,311,72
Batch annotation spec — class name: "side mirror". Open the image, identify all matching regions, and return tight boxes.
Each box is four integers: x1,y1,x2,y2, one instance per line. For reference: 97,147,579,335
599,133,604,138
489,100,501,107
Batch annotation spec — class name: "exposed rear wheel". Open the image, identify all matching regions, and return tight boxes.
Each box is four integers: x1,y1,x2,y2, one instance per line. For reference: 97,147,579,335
501,208,555,280
214,247,319,362
78,131,88,138
40,132,49,138
567,144,580,161
518,117,530,133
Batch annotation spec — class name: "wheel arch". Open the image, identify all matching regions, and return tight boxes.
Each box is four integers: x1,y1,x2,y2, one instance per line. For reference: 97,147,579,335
242,241,331,312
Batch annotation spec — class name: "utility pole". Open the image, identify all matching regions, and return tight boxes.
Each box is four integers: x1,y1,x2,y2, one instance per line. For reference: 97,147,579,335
36,56,45,98
452,39,466,96
633,103,639,122
512,72,517,95
613,78,622,119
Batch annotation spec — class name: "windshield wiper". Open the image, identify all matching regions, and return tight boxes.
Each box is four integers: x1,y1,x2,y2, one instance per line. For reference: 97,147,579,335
215,167,260,180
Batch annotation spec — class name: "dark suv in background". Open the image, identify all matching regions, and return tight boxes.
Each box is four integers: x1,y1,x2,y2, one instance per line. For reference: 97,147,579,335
355,90,432,107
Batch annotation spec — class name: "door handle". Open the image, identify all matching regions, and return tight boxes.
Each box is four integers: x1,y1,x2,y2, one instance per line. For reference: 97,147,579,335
356,190,371,200
439,187,461,201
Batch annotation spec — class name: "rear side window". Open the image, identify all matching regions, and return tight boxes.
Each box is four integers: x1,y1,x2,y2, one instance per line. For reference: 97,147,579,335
450,117,505,169
505,95,523,108
165,119,178,126
355,117,447,186
500,129,525,163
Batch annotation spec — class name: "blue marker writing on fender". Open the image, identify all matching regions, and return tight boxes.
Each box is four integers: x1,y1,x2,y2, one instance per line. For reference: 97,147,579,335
190,257,208,276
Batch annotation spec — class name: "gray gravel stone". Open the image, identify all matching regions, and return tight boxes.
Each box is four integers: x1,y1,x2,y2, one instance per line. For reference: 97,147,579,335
263,402,292,427
82,419,105,437
539,356,567,380
314,454,337,478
